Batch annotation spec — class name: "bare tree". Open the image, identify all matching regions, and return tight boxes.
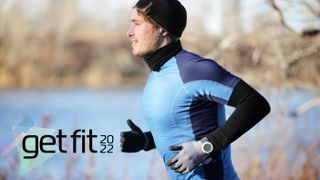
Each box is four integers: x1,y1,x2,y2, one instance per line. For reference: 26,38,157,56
221,0,242,35
268,0,320,37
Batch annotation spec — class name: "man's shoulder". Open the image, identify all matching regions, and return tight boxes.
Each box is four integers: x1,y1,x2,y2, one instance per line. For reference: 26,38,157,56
175,50,221,69
175,50,209,64
175,50,230,83
175,50,203,62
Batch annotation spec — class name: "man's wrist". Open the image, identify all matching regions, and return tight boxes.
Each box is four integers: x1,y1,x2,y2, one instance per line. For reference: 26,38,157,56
143,131,156,151
143,132,150,150
200,137,214,154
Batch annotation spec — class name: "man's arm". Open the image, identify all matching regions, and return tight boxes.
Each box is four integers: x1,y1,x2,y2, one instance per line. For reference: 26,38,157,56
166,80,270,174
205,80,271,151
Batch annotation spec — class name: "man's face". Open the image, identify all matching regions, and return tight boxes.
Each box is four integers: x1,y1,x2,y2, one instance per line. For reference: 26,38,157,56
127,9,161,57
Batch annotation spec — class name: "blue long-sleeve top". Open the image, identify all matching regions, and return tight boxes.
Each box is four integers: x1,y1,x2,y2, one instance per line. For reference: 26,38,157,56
141,48,270,180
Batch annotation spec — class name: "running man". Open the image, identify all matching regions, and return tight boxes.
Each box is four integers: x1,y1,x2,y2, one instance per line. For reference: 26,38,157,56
120,0,271,179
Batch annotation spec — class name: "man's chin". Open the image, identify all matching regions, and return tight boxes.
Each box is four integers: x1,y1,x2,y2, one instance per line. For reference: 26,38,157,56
132,50,145,57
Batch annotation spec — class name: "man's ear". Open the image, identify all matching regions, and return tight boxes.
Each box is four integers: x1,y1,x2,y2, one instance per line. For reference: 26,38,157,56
159,28,167,36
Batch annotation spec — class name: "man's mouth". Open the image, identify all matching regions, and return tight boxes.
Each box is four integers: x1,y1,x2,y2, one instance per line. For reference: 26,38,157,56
131,40,138,46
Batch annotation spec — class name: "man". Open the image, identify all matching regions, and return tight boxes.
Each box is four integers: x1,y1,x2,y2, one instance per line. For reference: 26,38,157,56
120,0,271,179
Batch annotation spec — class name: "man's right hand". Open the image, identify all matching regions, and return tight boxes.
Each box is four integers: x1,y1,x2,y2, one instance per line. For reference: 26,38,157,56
120,119,147,152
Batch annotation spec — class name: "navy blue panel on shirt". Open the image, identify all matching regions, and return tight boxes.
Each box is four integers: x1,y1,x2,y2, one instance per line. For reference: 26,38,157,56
189,99,218,139
175,50,239,88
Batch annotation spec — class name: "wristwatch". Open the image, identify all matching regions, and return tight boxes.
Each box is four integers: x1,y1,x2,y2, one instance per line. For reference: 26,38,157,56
200,137,214,154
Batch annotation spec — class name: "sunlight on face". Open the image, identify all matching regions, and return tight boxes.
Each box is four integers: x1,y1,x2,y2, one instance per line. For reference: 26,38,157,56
127,9,161,57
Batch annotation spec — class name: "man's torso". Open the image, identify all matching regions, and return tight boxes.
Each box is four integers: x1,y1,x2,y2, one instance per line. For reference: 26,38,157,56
142,50,240,180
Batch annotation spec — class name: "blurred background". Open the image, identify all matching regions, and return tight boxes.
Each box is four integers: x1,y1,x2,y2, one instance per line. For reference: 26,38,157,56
0,0,319,179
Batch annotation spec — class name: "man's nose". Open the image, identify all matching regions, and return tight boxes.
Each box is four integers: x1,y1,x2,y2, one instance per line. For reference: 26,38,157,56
127,26,133,37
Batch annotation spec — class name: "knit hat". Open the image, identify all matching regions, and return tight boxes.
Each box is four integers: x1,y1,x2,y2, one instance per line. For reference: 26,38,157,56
134,0,187,38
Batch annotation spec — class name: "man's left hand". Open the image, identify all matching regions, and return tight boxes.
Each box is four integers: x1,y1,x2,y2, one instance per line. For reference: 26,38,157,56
166,141,210,174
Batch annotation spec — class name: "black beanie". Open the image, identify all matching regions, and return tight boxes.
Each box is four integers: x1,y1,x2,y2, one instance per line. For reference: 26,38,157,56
134,0,187,38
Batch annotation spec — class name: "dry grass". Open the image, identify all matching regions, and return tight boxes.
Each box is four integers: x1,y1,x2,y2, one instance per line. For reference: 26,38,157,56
0,2,319,90
233,90,319,180
0,3,147,89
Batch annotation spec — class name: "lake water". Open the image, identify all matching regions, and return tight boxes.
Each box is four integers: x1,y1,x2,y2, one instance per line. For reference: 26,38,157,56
0,87,319,179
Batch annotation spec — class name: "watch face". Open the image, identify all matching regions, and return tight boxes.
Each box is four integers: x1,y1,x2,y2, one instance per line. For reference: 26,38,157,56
203,142,213,153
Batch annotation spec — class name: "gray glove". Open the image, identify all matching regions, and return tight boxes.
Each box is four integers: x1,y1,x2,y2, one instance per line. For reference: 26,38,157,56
166,141,210,174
